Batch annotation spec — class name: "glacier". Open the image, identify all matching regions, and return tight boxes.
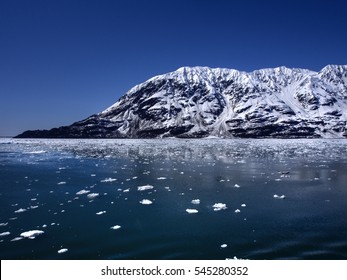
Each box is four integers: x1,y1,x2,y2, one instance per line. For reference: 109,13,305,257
16,65,347,138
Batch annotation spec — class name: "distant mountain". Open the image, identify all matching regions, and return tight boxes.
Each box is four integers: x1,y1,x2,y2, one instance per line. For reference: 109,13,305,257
16,65,347,138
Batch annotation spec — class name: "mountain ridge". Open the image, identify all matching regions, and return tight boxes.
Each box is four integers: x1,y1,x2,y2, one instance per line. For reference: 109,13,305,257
16,64,347,139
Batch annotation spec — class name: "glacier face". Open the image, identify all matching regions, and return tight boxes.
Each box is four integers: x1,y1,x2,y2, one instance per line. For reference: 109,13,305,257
16,65,347,138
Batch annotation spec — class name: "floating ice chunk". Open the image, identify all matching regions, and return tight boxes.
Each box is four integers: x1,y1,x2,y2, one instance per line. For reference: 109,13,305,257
220,244,228,248
110,225,121,230
0,232,10,237
87,193,99,199
123,188,130,192
157,177,167,180
20,230,44,239
191,199,200,205
213,203,227,211
186,209,198,214
234,184,240,188
273,194,286,199
137,185,154,191
241,204,246,207
14,208,27,213
101,178,117,183
28,150,46,154
234,209,241,213
96,211,106,215
139,199,153,205
76,189,90,195
11,237,23,242
57,248,68,254
0,223,8,227
30,206,38,209
57,182,66,185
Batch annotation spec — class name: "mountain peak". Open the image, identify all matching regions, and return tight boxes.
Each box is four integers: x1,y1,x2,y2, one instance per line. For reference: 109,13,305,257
16,65,347,139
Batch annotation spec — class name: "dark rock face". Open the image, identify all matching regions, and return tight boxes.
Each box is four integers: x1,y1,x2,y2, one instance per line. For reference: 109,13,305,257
16,65,347,139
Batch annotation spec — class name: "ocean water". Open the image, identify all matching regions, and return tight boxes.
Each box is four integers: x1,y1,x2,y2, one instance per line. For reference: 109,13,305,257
1,138,347,260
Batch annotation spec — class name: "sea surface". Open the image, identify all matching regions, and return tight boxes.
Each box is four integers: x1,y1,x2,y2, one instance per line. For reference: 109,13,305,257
1,138,347,260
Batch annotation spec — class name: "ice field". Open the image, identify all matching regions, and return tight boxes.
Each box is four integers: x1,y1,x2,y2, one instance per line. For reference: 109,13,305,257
1,138,347,259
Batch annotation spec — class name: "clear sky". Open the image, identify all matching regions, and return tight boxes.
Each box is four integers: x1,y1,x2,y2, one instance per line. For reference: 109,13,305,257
1,0,346,136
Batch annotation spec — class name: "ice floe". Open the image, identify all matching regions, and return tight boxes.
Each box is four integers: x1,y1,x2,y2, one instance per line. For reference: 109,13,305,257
273,194,286,199
241,204,246,207
137,185,154,191
27,150,46,154
110,225,122,230
220,244,228,248
0,223,8,227
57,181,66,185
87,193,99,199
157,177,167,180
101,178,117,183
234,209,241,213
213,203,227,211
234,184,241,188
0,232,10,237
57,248,68,254
139,199,153,205
11,237,23,242
14,208,27,213
186,209,198,214
191,199,200,205
76,189,90,195
20,230,44,239
96,211,106,215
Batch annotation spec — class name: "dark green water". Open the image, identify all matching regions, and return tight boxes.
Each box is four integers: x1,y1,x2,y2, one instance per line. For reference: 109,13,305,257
1,138,347,259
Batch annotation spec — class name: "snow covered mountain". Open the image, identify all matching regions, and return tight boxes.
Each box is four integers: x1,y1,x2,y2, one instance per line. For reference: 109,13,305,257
16,65,347,138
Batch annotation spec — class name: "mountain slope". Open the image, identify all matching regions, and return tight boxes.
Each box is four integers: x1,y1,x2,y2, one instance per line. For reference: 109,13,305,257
16,65,347,138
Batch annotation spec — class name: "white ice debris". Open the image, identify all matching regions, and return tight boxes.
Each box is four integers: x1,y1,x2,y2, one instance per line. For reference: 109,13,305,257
0,223,8,227
14,208,27,213
57,248,68,254
234,184,241,188
220,244,228,248
20,230,44,239
191,199,200,205
273,194,286,199
0,232,10,237
123,188,130,192
139,199,153,205
137,185,154,191
241,204,246,207
76,189,90,195
96,211,106,215
157,177,167,180
213,203,227,211
11,237,23,242
57,181,66,185
87,193,99,199
101,178,117,183
234,209,241,213
27,150,46,154
186,208,199,214
110,225,122,230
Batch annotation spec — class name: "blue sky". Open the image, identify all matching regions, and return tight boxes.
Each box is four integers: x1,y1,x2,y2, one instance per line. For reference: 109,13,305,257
1,0,346,136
